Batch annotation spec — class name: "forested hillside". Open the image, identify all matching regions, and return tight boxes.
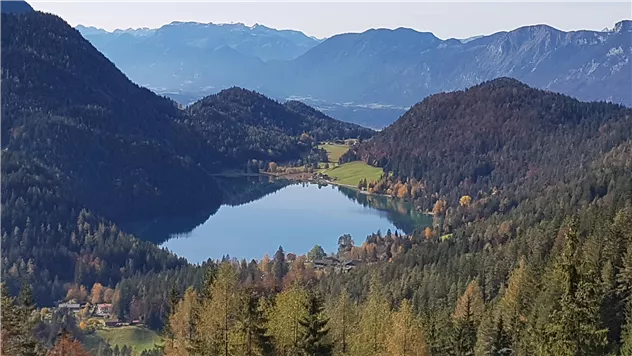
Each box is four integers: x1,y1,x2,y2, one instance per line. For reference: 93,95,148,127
343,78,632,225
1,11,222,221
184,88,373,163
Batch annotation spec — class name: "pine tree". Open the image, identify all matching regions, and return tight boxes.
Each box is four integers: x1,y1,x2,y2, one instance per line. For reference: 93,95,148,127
542,218,608,355
622,300,632,356
1,284,42,356
298,292,333,356
491,316,512,356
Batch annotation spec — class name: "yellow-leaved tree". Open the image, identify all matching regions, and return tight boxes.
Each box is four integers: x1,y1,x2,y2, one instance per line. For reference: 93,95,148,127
352,275,391,356
266,283,308,356
164,287,198,356
387,299,428,356
327,287,358,355
195,262,242,355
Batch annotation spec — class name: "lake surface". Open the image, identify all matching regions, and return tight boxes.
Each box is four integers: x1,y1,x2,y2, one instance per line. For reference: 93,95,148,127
157,180,431,263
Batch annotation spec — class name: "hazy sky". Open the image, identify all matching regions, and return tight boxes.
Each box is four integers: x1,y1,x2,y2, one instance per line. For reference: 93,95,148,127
30,1,631,39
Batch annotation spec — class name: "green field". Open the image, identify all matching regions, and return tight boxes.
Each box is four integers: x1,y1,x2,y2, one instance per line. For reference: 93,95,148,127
321,161,383,187
318,143,350,163
96,326,162,355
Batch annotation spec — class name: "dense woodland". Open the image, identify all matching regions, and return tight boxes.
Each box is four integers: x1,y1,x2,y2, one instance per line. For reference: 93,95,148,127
2,7,632,356
185,89,373,164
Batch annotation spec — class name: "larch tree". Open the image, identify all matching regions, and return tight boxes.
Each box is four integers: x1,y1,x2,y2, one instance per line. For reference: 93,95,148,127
498,257,534,349
352,275,391,356
267,283,309,356
194,262,241,355
327,288,357,355
452,279,485,356
46,331,90,356
164,287,198,356
387,299,428,356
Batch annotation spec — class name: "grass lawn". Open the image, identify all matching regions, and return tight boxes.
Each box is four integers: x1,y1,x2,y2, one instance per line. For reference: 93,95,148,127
96,326,162,355
318,143,350,163
321,161,383,187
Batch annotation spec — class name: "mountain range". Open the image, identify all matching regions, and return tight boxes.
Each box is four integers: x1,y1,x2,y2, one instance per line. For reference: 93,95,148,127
78,19,632,128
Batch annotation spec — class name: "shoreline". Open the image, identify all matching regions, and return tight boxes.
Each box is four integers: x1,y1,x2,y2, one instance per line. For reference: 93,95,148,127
214,170,434,216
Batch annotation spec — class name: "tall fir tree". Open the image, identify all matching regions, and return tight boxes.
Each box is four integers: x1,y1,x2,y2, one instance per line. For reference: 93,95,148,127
541,218,608,355
298,292,333,356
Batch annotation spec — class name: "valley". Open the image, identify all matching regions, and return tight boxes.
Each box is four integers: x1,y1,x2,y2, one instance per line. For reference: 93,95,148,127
2,2,632,356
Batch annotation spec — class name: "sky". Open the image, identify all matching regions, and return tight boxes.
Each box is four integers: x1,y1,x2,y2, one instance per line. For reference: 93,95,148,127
29,1,632,39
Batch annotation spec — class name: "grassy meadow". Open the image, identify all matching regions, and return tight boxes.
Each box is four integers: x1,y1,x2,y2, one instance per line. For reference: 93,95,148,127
95,326,162,355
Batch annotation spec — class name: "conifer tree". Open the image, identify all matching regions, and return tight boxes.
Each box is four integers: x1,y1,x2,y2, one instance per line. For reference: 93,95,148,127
353,275,391,355
327,288,357,355
267,283,309,355
236,290,274,356
452,279,484,356
542,218,608,355
164,287,197,356
46,330,90,356
298,292,333,356
189,263,241,355
498,257,534,350
387,299,427,356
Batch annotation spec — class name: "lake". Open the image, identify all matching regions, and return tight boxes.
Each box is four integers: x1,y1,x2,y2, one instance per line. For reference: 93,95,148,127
141,178,432,263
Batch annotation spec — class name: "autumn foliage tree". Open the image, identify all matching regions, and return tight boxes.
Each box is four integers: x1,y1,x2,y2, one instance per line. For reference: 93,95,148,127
47,331,90,356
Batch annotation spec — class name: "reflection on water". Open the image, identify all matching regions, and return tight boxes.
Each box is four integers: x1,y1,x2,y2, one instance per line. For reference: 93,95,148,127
335,186,432,234
127,176,432,263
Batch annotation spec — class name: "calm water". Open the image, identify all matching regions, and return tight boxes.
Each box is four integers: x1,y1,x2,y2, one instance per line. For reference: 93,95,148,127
159,181,431,263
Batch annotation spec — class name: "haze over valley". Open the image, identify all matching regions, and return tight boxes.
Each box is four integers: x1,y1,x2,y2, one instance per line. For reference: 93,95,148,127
77,18,632,128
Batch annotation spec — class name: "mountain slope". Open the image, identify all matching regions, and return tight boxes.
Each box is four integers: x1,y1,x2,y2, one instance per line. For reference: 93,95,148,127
76,21,320,92
342,78,632,216
0,0,33,13
287,21,631,106
1,11,224,220
184,87,374,162
2,12,361,220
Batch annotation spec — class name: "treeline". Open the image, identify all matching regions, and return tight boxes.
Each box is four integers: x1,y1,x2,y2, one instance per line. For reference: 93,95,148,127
163,262,426,356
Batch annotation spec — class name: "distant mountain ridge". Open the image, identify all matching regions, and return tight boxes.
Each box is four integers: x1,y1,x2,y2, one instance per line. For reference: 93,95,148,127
76,21,320,62
80,19,632,128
